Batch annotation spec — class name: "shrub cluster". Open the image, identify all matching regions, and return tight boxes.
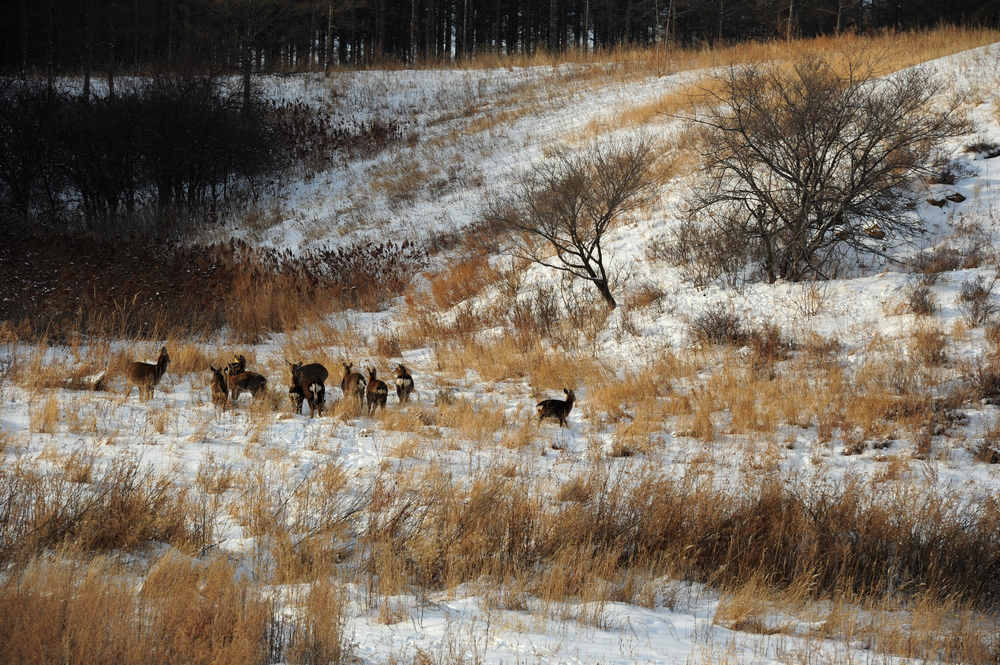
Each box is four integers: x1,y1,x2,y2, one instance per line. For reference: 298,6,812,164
0,231,426,341
0,78,404,234
0,78,289,233
958,275,999,327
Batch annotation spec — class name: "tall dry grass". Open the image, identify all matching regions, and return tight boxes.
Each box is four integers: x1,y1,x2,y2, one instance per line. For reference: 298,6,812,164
0,552,353,665
359,466,1000,616
0,455,202,565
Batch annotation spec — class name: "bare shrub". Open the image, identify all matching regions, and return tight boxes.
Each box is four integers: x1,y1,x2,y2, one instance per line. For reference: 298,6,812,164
655,218,749,288
906,283,938,315
681,56,968,285
957,275,999,327
972,358,1000,404
485,137,657,308
689,303,748,346
964,140,1000,158
913,224,992,277
912,246,965,276
975,421,1000,464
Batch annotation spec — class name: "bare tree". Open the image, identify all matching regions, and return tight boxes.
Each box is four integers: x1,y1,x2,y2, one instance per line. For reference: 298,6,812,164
486,138,657,309
680,56,968,285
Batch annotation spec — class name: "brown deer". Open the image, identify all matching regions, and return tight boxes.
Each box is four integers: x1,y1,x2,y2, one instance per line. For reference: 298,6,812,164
288,383,305,414
537,388,575,427
209,365,229,408
226,353,247,376
289,361,328,417
125,346,170,400
366,367,388,415
394,364,414,403
224,354,267,402
340,362,366,405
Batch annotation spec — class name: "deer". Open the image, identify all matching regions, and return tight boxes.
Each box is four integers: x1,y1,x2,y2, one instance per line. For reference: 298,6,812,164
125,346,170,400
340,362,366,405
537,388,575,427
289,361,329,417
209,365,229,408
394,364,414,403
288,383,305,414
366,367,388,415
224,354,267,402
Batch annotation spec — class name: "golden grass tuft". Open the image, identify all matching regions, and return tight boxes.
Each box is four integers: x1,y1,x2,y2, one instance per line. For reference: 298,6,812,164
29,393,60,434
428,256,499,310
437,396,507,444
911,324,948,367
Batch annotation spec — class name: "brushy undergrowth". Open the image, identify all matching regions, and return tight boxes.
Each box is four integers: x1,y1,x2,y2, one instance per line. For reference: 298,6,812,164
0,232,425,342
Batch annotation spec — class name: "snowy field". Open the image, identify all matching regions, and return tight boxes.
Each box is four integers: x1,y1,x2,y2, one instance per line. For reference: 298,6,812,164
3,39,1000,664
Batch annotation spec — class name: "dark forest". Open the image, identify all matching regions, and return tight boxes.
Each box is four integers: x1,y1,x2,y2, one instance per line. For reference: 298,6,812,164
4,0,1000,76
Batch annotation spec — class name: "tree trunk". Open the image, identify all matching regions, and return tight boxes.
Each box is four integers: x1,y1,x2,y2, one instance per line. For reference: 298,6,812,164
594,279,617,309
82,0,92,100
324,1,332,75
409,0,416,63
462,0,468,58
46,0,54,93
107,3,115,99
20,0,28,78
166,0,173,67
242,4,253,116
548,0,557,51
717,0,724,44
133,0,139,72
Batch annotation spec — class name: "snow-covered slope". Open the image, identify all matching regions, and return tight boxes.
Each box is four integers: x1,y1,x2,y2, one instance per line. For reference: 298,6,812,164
4,41,1000,665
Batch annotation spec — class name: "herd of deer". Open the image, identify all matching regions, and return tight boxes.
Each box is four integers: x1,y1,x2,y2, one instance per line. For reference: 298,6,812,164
123,347,576,426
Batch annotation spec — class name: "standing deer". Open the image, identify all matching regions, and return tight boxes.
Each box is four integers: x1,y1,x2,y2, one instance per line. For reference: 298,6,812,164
340,362,366,405
394,364,414,403
366,367,388,415
209,365,229,408
289,361,328,417
125,346,170,400
288,383,305,414
537,388,575,427
224,354,267,402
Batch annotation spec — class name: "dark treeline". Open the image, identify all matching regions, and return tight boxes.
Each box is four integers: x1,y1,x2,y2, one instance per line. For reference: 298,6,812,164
3,0,999,76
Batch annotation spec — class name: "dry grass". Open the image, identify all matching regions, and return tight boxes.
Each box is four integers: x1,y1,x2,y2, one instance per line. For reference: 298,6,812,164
369,157,432,209
356,464,1000,637
910,324,948,366
436,396,507,445
428,256,499,310
0,553,280,665
284,578,352,665
560,26,999,145
431,337,607,393
0,455,201,566
29,393,60,434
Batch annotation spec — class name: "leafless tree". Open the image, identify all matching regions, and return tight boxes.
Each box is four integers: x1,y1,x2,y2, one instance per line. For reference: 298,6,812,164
679,56,968,285
486,138,657,309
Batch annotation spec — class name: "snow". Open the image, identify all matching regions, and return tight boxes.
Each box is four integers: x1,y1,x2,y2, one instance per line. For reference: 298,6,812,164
5,41,1000,665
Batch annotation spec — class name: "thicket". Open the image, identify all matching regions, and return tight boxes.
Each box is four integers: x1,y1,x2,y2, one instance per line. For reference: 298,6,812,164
0,232,426,342
0,77,402,235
